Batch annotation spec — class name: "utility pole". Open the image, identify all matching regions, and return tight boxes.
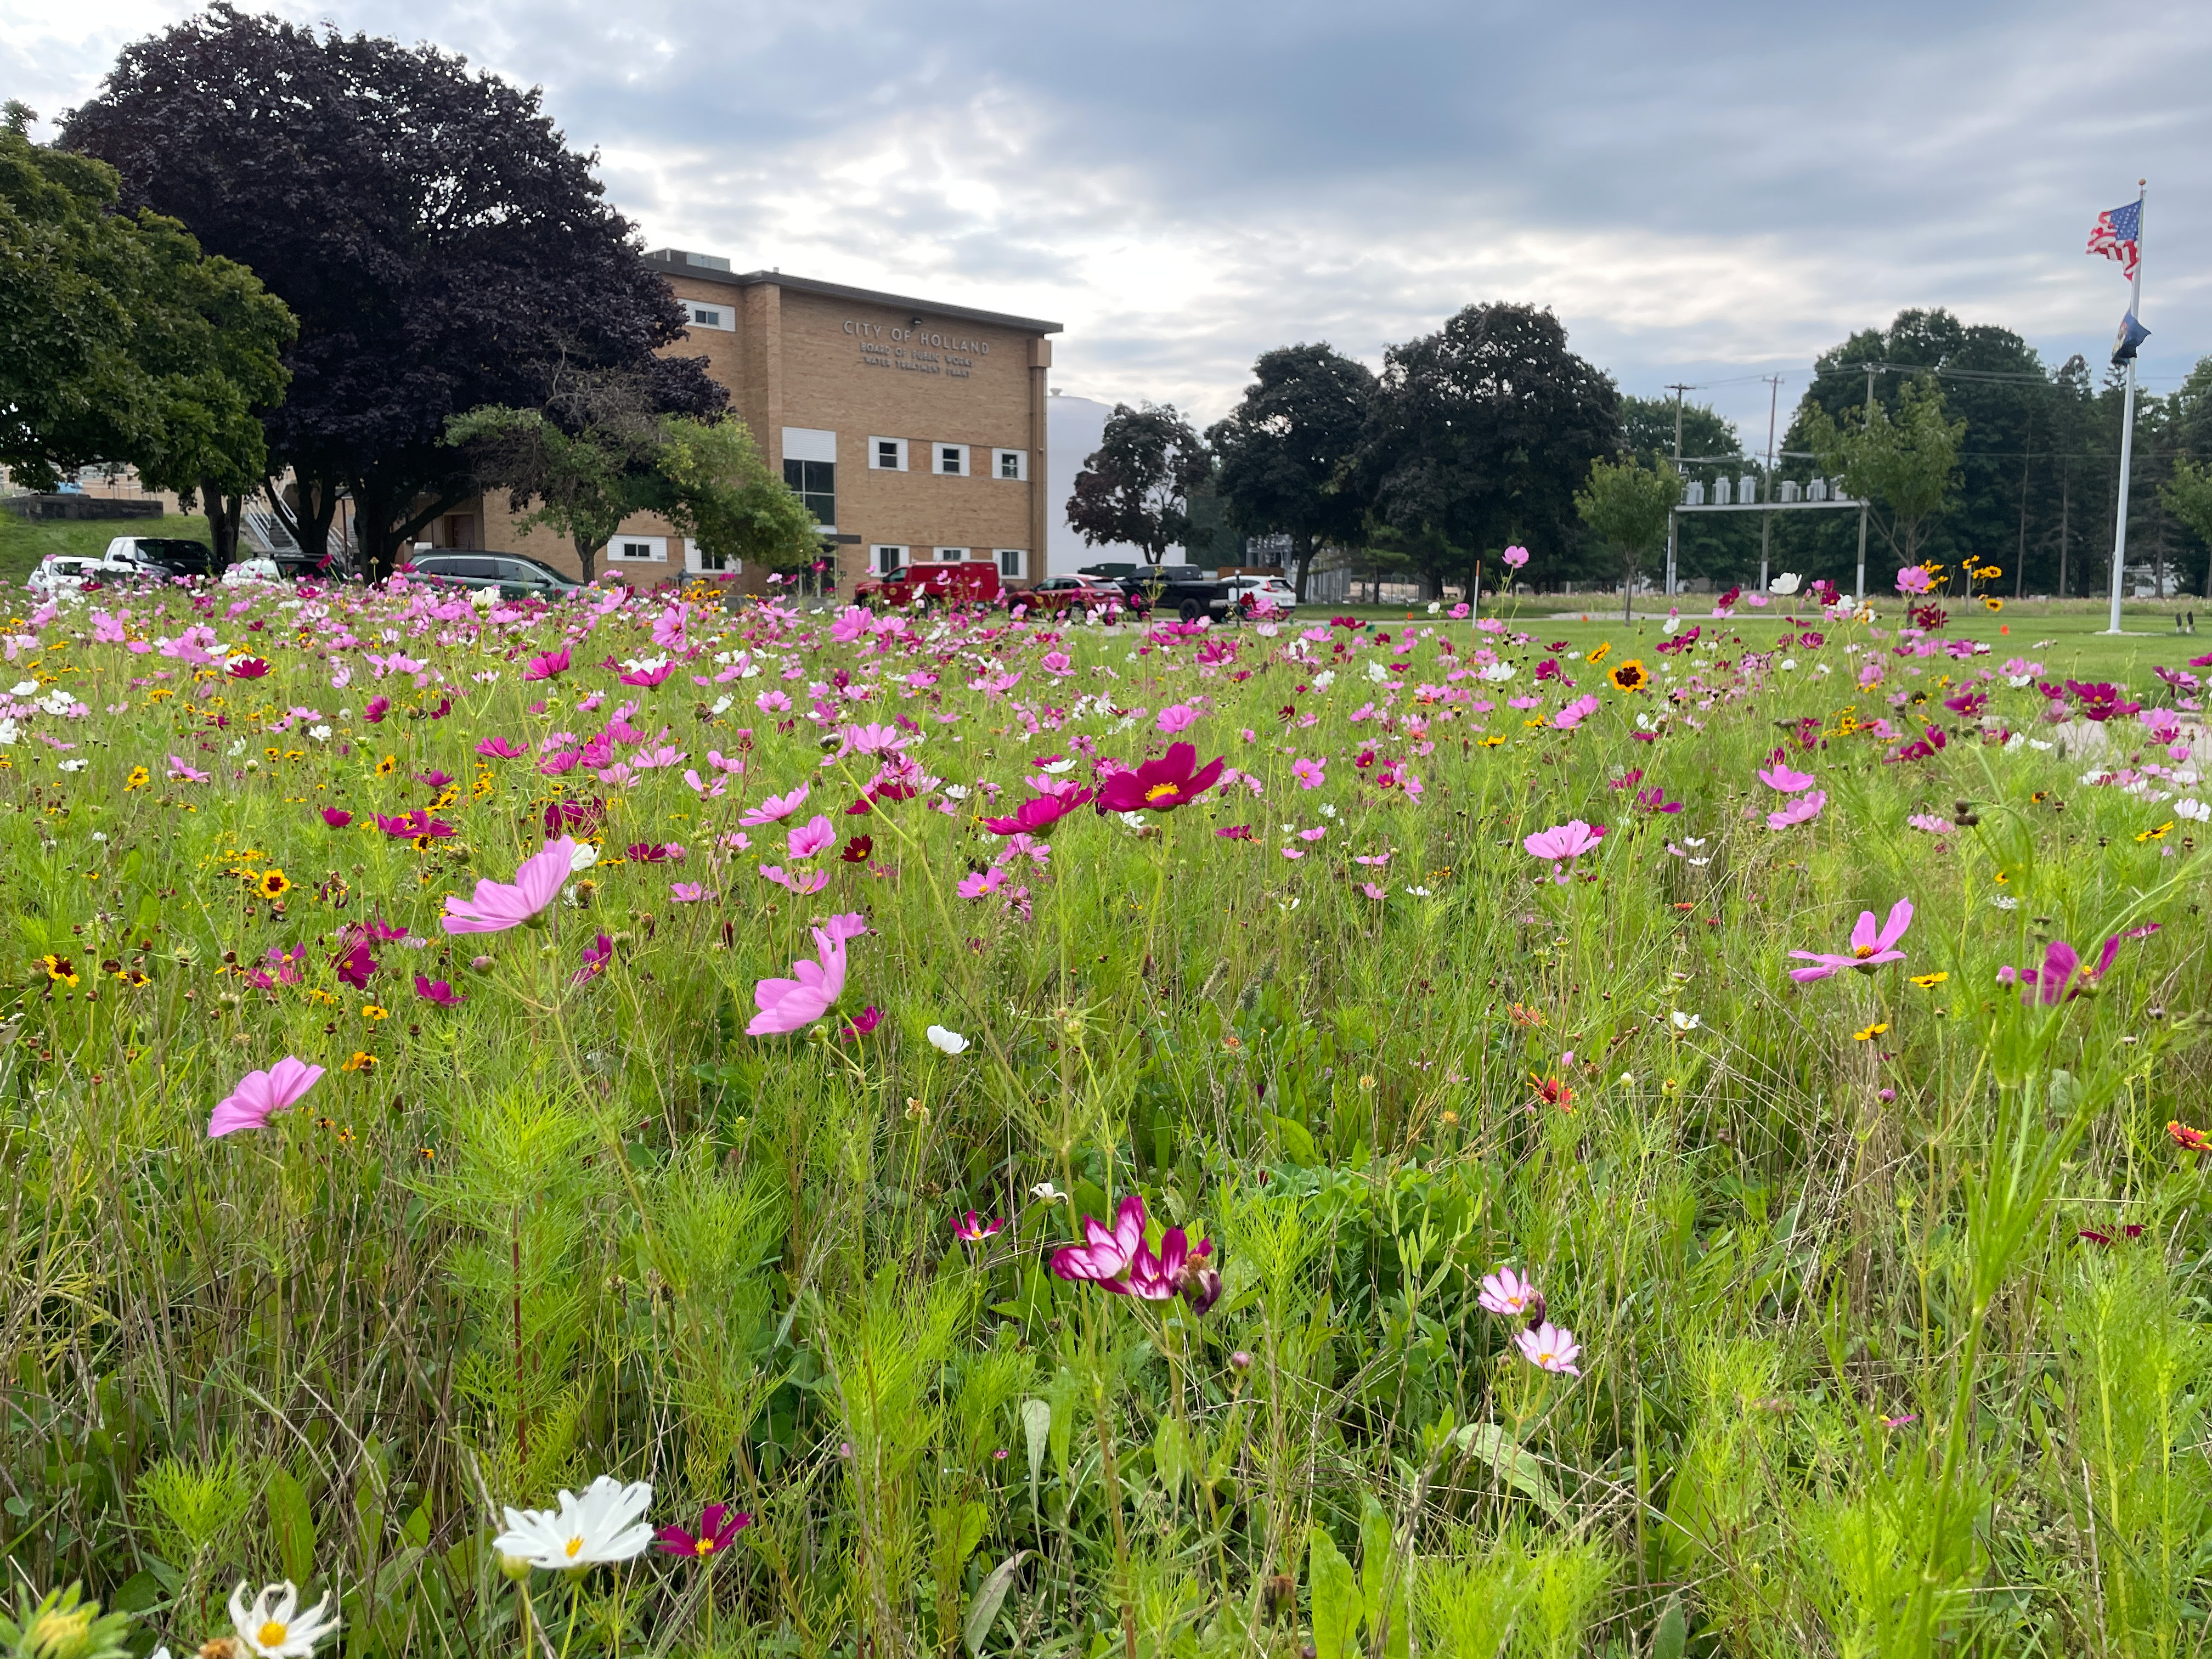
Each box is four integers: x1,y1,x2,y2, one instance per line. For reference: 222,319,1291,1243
1758,374,1780,595
1854,363,1875,602
2104,178,2147,634
1663,382,1690,599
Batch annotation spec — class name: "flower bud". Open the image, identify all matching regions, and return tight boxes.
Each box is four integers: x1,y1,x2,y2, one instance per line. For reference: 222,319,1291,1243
498,1551,535,1583
1229,1350,1253,1373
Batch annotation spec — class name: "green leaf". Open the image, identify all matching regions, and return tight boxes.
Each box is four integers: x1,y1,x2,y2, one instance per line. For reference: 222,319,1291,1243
1651,1594,1688,1659
1269,1113,1319,1167
1046,1367,1080,1476
1357,1494,1407,1658
1453,1421,1565,1521
1153,1416,1189,1496
1021,1398,1050,1503
1308,1525,1360,1659
963,1550,1028,1657
266,1469,316,1587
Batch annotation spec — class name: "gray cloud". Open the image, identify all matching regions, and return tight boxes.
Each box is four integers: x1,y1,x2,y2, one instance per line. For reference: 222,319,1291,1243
7,0,2209,439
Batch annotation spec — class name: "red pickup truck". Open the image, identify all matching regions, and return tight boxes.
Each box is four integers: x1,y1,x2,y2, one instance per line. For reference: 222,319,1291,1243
855,561,1003,608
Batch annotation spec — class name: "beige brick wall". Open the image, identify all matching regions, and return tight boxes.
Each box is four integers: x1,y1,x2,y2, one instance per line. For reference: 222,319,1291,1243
470,273,1054,596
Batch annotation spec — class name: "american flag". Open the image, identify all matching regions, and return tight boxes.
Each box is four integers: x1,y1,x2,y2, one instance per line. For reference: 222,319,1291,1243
2087,199,2141,281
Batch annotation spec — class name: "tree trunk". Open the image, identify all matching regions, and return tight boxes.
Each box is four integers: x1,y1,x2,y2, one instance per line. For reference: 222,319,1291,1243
199,481,244,568
574,532,601,584
1291,531,1313,603
268,472,341,571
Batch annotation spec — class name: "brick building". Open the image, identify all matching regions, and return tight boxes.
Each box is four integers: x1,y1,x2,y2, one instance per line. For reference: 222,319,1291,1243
453,252,1061,594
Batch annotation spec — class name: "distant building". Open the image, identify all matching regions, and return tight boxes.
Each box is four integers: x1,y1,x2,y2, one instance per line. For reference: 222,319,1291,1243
457,253,1062,592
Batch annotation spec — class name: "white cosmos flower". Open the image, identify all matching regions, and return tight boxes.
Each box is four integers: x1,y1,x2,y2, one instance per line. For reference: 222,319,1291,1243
2176,797,2211,823
1769,572,1802,596
492,1475,654,1569
229,1580,339,1657
1031,1180,1066,1201
568,842,599,874
927,1025,970,1055
1671,1011,1701,1031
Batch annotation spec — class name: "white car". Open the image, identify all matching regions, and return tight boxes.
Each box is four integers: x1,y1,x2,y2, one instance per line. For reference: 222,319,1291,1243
27,554,146,597
222,555,284,585
1223,575,1299,616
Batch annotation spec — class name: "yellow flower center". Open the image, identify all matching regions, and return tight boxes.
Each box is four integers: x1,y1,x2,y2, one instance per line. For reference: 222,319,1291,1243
1143,782,1180,804
260,1621,290,1647
1853,945,1876,958
566,1536,584,1558
696,1537,715,1556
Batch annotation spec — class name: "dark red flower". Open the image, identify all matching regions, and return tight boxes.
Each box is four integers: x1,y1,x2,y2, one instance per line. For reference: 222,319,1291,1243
841,834,874,863
321,808,353,828
227,657,269,679
654,1504,751,1560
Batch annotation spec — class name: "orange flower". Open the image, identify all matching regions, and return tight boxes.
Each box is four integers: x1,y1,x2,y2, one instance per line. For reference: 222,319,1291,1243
2169,1121,2210,1154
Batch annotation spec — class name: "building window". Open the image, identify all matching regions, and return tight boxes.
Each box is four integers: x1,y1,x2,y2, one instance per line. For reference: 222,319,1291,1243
870,437,908,471
873,545,906,574
782,459,836,526
934,547,968,563
936,444,968,477
682,301,733,331
685,538,738,574
994,449,1027,482
996,549,1027,578
612,537,668,563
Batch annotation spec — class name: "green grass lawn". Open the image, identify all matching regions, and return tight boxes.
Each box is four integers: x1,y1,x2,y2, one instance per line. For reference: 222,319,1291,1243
0,510,212,588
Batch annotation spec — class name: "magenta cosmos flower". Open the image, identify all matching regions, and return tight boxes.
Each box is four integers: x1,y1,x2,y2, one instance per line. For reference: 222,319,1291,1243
441,837,581,934
413,974,466,1006
1051,1194,1221,1314
1514,1321,1582,1376
209,1056,325,1137
1094,742,1226,814
747,927,848,1035
1999,927,2157,1004
1523,820,1605,883
654,1504,751,1560
1788,899,1913,981
983,783,1096,836
953,1210,1005,1243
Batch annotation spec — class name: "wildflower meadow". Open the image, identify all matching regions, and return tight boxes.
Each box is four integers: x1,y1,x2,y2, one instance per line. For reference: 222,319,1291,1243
3,562,2209,1659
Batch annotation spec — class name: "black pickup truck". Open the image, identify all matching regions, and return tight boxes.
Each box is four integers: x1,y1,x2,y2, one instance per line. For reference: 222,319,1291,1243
1077,562,1235,622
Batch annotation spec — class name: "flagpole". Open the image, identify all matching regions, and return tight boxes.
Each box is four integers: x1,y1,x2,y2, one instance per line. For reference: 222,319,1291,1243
2104,178,2146,635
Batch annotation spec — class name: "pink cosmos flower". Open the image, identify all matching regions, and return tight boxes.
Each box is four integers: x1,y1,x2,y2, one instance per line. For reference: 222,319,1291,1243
1478,1267,1542,1317
378,809,455,839
208,1056,325,1137
414,974,466,1006
1156,704,1198,735
1292,758,1325,789
1765,790,1826,830
747,926,849,1035
1522,820,1605,883
1093,742,1226,813
1501,545,1531,569
670,883,713,902
1551,694,1601,731
168,755,210,782
953,1211,1005,1243
840,1005,882,1041
759,864,832,896
574,932,614,983
1050,1194,1146,1285
740,784,809,827
476,737,527,758
1894,565,1934,596
522,645,571,681
1787,899,1913,981
1514,1321,1582,1376
1757,763,1816,793
786,815,837,859
1360,881,1387,900
983,785,1095,836
1049,1194,1220,1312
441,837,581,934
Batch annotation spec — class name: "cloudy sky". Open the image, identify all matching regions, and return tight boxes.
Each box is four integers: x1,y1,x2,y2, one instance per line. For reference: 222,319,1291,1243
8,0,2209,444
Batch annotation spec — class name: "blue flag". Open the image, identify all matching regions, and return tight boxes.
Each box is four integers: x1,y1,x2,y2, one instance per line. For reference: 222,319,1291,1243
2113,309,2150,365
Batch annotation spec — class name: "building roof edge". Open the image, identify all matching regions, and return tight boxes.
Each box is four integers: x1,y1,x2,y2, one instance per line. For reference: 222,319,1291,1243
644,255,1064,335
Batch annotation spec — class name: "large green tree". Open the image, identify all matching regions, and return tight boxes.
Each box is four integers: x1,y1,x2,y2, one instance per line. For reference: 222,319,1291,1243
1359,302,1620,596
1207,343,1375,600
0,102,290,523
1066,404,1211,566
63,6,723,579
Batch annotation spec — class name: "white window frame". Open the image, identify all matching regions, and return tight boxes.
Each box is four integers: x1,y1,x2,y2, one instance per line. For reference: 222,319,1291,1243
933,546,969,563
611,535,669,564
685,537,738,574
995,549,1028,579
680,298,734,331
935,443,968,477
872,545,906,574
993,449,1028,482
870,437,909,472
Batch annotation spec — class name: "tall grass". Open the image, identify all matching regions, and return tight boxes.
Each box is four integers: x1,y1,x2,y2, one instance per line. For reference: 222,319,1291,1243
0,574,2204,1657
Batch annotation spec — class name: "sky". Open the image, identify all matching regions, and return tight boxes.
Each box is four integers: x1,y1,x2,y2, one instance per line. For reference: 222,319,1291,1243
7,0,2210,447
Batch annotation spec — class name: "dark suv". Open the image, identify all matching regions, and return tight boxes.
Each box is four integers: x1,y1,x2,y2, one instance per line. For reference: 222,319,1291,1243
409,553,581,600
